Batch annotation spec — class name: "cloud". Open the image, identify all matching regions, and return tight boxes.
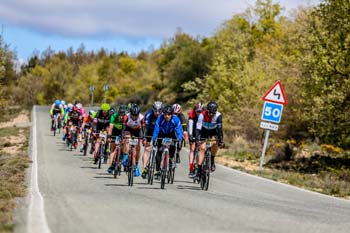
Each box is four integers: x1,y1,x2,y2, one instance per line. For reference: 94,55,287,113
0,0,244,38
0,0,319,39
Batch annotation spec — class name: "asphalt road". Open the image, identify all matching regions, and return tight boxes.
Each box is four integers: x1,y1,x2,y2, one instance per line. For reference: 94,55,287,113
17,106,350,233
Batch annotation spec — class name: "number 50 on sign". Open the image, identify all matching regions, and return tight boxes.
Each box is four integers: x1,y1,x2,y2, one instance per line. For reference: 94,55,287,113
261,102,283,123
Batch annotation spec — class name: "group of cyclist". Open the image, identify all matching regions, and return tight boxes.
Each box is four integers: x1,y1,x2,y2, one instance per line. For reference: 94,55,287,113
50,99,224,180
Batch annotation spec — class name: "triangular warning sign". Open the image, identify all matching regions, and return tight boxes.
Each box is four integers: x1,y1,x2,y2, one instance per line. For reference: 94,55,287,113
262,80,287,105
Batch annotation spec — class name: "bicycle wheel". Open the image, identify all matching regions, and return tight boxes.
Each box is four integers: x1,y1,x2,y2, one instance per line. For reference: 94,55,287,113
160,171,166,189
204,152,211,191
83,141,88,156
114,148,121,179
128,148,134,186
170,167,175,184
98,142,104,169
149,148,157,185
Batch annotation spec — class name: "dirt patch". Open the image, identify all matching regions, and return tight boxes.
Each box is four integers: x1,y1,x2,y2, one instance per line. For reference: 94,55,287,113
216,155,261,172
0,112,30,129
0,131,27,155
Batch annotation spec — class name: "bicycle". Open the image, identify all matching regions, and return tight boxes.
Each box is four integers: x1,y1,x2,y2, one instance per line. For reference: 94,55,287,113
96,130,108,169
147,145,157,185
82,128,91,156
159,138,178,189
111,135,123,179
66,123,77,151
195,139,216,191
126,137,139,186
53,114,61,136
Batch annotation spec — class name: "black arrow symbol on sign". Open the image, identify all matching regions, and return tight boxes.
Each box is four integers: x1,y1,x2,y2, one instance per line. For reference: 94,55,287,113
273,89,281,99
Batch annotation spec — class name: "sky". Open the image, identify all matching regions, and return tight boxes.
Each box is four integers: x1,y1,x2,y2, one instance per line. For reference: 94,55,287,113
0,0,320,62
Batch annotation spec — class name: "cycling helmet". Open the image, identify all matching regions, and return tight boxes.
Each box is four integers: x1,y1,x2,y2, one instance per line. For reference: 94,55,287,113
88,110,95,116
130,104,141,116
194,102,204,112
55,99,61,106
172,103,182,114
109,107,116,114
74,100,80,105
101,103,110,111
162,104,173,114
67,103,73,110
118,104,128,115
207,101,218,114
72,106,78,112
76,103,82,109
61,100,66,106
153,101,163,112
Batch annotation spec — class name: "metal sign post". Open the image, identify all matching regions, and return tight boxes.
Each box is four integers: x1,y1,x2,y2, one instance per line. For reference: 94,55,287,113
259,129,270,171
103,85,109,103
89,85,95,106
259,80,287,171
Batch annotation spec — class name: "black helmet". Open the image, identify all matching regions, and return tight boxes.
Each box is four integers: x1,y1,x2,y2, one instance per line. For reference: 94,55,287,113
207,101,218,114
130,104,141,116
152,101,163,112
162,104,173,114
109,107,116,114
118,104,128,115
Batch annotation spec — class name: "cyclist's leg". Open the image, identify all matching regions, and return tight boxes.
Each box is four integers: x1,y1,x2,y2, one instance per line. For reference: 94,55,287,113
189,142,196,175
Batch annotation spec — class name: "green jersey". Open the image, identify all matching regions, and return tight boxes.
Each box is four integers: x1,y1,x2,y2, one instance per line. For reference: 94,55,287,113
110,112,124,130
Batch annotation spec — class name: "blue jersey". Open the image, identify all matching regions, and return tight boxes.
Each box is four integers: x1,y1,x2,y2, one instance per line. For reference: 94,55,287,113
152,114,183,142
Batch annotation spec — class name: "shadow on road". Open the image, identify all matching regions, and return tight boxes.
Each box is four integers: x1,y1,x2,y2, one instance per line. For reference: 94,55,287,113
176,185,201,191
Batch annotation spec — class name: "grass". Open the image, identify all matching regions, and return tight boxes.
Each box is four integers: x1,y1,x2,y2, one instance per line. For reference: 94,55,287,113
219,138,350,199
0,108,30,233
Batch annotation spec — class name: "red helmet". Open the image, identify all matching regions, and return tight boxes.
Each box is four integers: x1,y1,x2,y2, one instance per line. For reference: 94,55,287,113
172,103,182,114
72,106,78,112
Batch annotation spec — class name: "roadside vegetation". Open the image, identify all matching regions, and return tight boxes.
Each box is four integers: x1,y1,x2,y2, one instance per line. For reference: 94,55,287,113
0,107,30,232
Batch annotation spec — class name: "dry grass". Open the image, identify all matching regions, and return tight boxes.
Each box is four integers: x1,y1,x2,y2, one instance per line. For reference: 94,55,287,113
0,108,30,232
217,137,350,199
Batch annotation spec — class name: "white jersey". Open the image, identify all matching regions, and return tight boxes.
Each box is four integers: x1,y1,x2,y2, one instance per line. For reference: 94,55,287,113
125,113,145,129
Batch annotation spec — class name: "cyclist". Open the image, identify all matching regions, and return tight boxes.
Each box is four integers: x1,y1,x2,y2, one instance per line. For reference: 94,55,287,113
80,110,95,153
93,103,112,164
75,101,86,117
195,101,224,175
107,105,128,173
172,103,187,163
121,104,145,177
62,103,73,141
187,102,204,177
141,101,162,178
151,104,183,178
50,99,64,131
66,105,82,149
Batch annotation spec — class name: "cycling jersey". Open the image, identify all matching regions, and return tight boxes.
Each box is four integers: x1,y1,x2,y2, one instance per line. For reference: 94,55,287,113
50,103,64,116
195,110,223,143
144,110,159,139
110,112,127,136
123,113,145,138
175,112,187,132
188,109,200,136
152,114,183,142
68,111,82,127
95,110,111,131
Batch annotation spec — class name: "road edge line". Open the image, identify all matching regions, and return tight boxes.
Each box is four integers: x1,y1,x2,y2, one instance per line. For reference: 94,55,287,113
27,106,51,233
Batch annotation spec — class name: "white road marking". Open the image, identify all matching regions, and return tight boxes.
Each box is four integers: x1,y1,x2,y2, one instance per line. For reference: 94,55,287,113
28,106,51,233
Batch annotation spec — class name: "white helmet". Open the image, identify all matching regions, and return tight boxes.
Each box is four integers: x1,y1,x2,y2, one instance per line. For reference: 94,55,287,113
67,103,73,110
61,100,66,106
172,103,182,114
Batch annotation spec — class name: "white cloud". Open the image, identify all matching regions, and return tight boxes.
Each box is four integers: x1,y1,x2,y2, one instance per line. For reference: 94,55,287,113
0,0,319,38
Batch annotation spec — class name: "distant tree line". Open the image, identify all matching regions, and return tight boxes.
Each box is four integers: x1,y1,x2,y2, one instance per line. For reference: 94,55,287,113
2,0,350,148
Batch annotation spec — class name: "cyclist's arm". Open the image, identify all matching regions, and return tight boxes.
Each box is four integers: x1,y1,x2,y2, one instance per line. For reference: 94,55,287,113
195,113,204,141
216,114,223,143
151,117,161,142
175,119,183,142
